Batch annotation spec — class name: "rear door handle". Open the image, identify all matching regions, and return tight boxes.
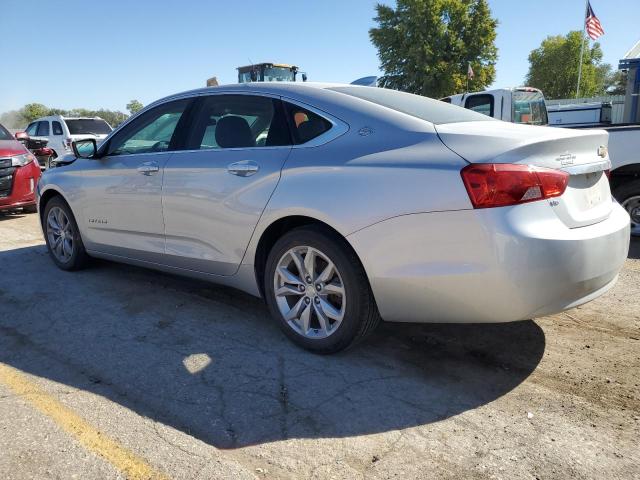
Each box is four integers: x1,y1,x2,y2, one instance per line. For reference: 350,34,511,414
227,160,259,177
137,162,159,175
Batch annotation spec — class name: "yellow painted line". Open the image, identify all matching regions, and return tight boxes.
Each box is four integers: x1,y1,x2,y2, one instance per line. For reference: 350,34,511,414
0,363,168,480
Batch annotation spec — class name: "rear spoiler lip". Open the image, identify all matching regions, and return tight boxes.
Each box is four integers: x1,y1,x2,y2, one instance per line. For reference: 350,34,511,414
561,159,611,175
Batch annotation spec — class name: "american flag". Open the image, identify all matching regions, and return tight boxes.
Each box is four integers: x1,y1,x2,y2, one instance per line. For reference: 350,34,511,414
585,2,604,40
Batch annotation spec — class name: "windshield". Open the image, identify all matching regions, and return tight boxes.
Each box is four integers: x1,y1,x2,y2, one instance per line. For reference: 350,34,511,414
65,119,112,135
329,86,495,125
263,67,295,82
512,91,548,125
0,123,13,141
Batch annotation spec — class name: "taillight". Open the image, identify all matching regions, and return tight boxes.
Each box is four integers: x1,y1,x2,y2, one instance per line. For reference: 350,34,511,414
461,163,569,209
64,138,73,150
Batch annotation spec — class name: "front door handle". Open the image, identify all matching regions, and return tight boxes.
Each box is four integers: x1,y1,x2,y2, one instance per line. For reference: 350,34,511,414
137,162,159,175
227,160,259,177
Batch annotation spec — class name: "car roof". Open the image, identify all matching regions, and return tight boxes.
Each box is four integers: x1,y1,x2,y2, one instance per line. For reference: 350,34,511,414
158,82,345,101
32,115,106,122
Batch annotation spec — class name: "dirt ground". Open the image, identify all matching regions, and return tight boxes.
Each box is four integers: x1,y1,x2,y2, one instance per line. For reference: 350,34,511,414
0,211,638,480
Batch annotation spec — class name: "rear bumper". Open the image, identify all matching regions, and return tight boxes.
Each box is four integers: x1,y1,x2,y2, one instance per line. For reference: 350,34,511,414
0,161,40,211
347,201,630,323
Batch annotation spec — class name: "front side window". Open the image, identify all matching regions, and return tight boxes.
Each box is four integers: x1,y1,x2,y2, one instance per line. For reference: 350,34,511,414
283,102,332,145
107,99,190,156
186,94,290,150
465,95,494,118
26,123,38,136
36,121,50,136
52,121,63,135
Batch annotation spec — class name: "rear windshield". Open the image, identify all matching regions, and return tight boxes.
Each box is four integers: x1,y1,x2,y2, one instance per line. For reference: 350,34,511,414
512,90,548,125
65,119,112,135
329,86,495,125
0,123,13,141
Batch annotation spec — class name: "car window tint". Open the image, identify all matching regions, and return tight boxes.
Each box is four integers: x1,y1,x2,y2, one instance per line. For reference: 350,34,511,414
283,102,332,145
52,121,63,135
187,95,290,150
25,123,38,136
36,121,50,136
465,94,494,117
107,99,190,156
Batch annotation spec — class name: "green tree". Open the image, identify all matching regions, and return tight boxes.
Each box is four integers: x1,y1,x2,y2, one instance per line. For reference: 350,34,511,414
126,99,144,115
525,31,612,99
369,0,498,98
605,70,627,96
0,110,28,129
21,103,50,123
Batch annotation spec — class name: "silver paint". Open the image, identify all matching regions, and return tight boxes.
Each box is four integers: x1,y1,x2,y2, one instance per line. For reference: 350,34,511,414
37,83,631,324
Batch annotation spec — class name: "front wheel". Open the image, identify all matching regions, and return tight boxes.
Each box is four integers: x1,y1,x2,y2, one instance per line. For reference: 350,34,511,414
43,197,89,270
264,226,380,353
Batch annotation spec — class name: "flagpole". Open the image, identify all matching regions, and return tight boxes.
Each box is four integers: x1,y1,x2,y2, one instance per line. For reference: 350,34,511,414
466,63,469,92
576,0,590,98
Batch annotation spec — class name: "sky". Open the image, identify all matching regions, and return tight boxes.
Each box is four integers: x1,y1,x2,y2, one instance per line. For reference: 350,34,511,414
0,0,638,114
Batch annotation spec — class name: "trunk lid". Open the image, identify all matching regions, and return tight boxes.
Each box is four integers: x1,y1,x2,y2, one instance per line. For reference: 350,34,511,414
435,121,612,228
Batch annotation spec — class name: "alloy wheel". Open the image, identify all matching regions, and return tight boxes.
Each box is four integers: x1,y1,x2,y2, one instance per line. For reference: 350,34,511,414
46,206,75,262
273,245,346,339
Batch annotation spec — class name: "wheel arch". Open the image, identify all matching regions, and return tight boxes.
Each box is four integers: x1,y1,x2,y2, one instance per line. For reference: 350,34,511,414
253,215,367,299
38,187,68,226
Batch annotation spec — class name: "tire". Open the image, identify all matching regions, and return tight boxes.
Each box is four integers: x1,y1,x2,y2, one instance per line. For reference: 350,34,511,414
43,196,90,271
613,179,640,237
264,225,381,353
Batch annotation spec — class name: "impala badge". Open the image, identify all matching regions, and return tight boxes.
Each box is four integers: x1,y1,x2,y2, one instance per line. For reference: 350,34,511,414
556,153,575,166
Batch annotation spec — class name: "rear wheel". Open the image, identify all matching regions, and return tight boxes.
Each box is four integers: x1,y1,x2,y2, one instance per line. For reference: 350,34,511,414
264,226,380,353
43,197,89,270
614,179,640,237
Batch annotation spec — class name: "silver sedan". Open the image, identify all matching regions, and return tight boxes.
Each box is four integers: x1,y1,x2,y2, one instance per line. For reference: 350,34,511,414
37,83,630,353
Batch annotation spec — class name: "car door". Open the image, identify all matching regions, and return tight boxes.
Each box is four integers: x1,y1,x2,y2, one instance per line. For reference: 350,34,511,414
51,120,65,155
78,97,193,261
161,93,292,275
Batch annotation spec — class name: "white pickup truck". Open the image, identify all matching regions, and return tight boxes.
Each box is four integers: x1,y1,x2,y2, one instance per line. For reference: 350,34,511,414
443,87,639,235
441,87,549,125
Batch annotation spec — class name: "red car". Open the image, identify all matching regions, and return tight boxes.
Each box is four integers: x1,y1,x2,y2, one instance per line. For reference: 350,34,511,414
0,122,41,213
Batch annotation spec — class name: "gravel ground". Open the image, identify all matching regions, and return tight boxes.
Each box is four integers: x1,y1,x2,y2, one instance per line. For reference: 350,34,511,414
0,211,638,480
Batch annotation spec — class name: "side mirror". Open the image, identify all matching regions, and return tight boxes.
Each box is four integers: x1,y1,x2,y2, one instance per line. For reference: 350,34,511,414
72,139,97,158
15,131,29,144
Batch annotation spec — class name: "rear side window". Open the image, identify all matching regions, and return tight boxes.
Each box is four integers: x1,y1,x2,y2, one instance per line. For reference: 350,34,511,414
65,119,112,135
0,124,12,140
36,121,50,136
465,94,494,118
52,121,63,135
283,102,332,145
186,94,290,150
106,99,190,156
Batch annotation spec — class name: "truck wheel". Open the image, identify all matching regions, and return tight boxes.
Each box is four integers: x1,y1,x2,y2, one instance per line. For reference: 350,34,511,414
614,179,640,237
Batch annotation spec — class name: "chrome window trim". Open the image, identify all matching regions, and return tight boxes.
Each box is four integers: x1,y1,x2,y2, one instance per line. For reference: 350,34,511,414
280,96,350,148
99,89,349,159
